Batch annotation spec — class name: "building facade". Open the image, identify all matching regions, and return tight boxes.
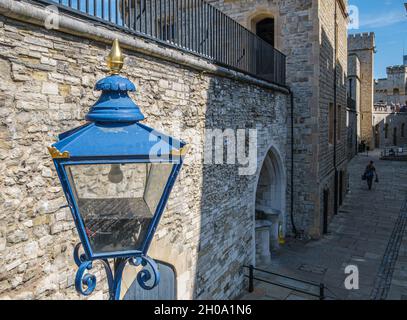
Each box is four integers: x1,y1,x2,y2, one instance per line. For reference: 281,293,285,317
346,53,360,159
0,0,349,299
375,64,407,108
373,56,407,148
209,0,349,238
372,110,407,149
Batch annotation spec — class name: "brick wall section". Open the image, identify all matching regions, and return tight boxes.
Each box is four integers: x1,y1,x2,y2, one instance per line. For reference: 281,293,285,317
0,13,289,299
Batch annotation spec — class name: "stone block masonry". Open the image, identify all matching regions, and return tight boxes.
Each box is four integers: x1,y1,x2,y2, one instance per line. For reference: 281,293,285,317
0,1,289,299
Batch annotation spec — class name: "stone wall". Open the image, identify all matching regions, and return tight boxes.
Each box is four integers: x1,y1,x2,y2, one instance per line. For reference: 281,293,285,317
0,2,289,300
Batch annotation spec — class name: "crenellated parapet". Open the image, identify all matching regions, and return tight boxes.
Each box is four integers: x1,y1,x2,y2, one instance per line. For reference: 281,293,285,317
348,32,375,51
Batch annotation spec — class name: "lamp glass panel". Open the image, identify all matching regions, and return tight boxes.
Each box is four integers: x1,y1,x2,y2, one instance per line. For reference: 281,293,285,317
66,163,173,254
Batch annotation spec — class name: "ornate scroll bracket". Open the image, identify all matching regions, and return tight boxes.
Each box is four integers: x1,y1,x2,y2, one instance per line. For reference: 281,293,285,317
73,243,160,300
47,146,70,159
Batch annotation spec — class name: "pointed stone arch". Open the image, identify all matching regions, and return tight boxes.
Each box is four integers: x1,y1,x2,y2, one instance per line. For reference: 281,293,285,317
253,145,286,266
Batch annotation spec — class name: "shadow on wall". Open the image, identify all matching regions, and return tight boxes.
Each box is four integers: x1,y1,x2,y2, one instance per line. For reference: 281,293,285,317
193,76,256,299
191,72,289,299
315,26,348,237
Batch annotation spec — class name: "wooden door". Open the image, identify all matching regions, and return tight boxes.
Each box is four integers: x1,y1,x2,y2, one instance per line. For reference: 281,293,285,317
123,261,176,300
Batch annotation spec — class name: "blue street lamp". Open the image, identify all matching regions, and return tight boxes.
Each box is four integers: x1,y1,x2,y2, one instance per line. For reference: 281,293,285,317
47,39,187,300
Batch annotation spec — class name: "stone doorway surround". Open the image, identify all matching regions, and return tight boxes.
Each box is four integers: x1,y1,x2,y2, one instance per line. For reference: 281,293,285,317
254,147,286,266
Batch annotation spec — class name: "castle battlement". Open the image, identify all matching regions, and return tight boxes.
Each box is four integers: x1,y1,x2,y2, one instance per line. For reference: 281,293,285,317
386,65,407,74
348,32,375,39
348,32,375,51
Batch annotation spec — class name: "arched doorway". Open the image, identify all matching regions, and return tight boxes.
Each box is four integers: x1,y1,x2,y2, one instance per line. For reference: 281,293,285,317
253,16,276,80
254,148,285,266
256,18,275,46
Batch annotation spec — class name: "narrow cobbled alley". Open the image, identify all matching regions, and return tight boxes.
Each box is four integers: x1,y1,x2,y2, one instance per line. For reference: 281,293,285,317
243,150,407,300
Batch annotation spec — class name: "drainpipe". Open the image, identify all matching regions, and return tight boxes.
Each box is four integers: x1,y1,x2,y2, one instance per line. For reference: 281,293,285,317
333,1,339,215
289,90,299,236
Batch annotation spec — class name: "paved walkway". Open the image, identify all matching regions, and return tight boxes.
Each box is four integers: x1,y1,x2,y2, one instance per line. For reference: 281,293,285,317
242,150,407,300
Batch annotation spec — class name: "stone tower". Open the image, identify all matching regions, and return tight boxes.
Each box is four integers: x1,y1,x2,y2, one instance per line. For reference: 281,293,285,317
348,33,375,149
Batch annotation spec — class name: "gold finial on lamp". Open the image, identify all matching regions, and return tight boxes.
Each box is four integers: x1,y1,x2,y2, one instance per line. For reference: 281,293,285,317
107,39,124,74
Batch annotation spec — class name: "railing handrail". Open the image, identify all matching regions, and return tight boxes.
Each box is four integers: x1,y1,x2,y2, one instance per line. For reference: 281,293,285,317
380,145,407,158
30,0,286,86
243,264,325,300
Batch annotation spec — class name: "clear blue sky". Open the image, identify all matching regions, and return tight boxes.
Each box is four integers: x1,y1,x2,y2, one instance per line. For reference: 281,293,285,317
348,0,407,79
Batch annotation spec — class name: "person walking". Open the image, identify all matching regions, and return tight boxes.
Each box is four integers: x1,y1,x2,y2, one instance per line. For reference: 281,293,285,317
363,161,378,191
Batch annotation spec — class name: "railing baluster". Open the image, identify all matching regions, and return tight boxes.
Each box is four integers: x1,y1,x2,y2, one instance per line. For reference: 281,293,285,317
196,0,199,52
149,0,152,36
108,0,111,22
144,0,147,35
198,0,201,54
175,0,179,46
115,0,118,25
180,0,183,47
141,0,144,34
209,4,212,58
248,265,254,293
193,0,195,52
319,283,325,300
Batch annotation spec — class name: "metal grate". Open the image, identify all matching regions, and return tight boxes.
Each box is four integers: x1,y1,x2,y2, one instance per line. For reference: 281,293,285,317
32,0,286,86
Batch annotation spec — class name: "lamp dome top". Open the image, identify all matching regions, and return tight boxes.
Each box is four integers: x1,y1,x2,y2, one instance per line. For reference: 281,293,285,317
95,75,136,92
85,39,144,123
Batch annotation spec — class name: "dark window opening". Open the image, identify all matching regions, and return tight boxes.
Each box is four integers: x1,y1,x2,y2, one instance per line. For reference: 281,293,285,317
337,105,342,141
256,18,275,46
328,103,334,144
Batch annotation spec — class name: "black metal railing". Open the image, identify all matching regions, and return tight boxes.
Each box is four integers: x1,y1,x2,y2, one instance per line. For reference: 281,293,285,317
32,0,286,86
381,145,407,158
244,265,325,300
